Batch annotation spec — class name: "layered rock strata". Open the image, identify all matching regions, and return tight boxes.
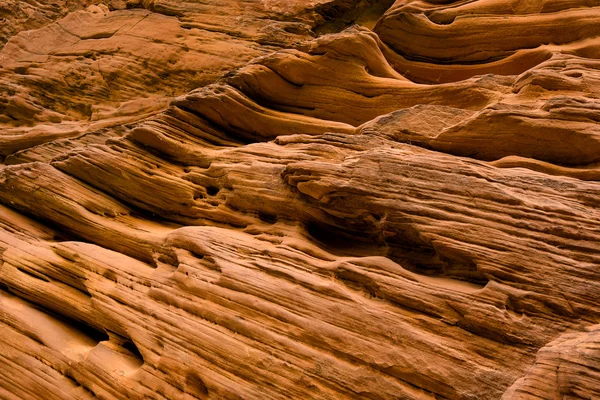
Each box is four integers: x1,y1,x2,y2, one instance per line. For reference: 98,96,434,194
1,1,600,399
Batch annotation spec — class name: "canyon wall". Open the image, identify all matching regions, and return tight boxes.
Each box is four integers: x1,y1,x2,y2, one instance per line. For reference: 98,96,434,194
1,1,600,399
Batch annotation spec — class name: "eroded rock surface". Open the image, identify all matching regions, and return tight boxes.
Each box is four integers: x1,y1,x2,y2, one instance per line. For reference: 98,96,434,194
1,1,599,399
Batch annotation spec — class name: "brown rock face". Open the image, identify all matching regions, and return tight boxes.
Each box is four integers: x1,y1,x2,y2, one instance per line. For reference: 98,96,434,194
1,1,599,399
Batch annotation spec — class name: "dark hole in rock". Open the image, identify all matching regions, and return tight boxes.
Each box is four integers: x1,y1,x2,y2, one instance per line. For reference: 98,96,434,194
122,340,144,365
315,0,397,35
14,66,28,75
206,186,220,196
258,212,278,224
306,222,387,258
388,245,489,288
40,306,110,344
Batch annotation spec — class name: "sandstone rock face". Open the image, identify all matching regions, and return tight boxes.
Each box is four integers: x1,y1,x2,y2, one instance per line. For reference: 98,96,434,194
1,1,599,399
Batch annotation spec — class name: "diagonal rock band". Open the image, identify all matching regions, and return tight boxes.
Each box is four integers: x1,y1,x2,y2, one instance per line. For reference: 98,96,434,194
1,0,599,399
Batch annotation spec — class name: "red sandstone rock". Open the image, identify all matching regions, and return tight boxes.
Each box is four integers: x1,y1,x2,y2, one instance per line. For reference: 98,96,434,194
1,1,599,399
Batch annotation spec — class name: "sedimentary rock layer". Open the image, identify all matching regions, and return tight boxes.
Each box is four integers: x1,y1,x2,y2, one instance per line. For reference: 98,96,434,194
1,0,600,399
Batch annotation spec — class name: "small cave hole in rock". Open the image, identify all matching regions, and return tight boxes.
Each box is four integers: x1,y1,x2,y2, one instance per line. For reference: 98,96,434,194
0,282,10,292
306,222,386,257
566,71,583,78
388,246,489,290
315,0,397,35
206,186,220,196
14,66,28,75
426,12,457,25
122,340,144,365
258,212,278,224
42,307,110,344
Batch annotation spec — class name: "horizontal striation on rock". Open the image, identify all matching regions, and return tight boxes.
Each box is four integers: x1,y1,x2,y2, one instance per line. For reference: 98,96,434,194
1,0,600,399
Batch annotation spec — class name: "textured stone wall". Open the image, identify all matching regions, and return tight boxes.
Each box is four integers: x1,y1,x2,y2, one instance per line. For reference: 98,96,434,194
1,1,600,399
